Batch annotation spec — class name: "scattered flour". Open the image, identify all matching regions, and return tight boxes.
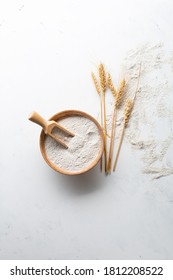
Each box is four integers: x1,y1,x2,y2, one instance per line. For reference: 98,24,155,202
108,43,173,179
44,115,101,173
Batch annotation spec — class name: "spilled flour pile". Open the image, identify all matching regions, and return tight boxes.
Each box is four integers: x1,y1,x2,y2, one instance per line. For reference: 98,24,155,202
44,115,101,173
112,43,173,179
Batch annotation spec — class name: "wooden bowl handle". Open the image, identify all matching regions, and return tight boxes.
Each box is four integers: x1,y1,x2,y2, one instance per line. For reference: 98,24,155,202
28,111,47,130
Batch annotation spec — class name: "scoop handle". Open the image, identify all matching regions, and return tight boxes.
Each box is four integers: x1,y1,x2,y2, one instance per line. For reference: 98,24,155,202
28,111,48,130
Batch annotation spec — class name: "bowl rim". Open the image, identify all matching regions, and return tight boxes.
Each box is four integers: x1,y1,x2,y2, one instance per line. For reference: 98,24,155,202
40,110,104,175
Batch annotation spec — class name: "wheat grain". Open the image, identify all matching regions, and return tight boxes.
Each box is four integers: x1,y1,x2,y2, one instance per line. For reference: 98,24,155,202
115,78,126,107
124,99,133,126
107,73,117,97
91,72,101,96
99,63,106,94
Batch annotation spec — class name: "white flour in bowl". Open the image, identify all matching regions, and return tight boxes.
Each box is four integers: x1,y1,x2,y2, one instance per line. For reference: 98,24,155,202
44,115,101,172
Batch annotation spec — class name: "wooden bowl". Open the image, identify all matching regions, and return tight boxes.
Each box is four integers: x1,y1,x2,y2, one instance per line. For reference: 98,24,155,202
40,110,104,175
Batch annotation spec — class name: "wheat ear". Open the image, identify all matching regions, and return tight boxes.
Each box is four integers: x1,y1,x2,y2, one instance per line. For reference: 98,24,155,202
113,99,133,172
91,72,103,125
99,63,107,172
115,79,126,107
99,63,106,93
107,73,117,97
91,72,101,96
124,99,133,126
91,72,103,171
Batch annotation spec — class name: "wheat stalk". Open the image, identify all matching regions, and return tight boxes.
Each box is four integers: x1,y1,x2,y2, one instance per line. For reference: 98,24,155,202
107,77,126,172
91,72,103,127
99,63,107,172
113,124,125,172
107,73,117,172
113,99,133,172
91,72,103,171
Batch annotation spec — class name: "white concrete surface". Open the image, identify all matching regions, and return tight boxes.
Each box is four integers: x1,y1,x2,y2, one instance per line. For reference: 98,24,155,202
0,0,173,259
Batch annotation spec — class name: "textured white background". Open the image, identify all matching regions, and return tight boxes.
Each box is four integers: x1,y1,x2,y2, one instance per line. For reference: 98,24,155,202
0,0,173,259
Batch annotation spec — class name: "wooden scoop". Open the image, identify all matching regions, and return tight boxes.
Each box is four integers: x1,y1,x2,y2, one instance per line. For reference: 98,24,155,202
28,111,75,148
